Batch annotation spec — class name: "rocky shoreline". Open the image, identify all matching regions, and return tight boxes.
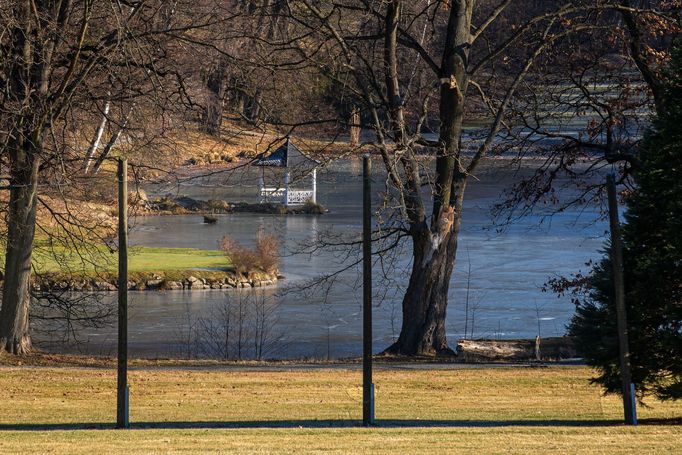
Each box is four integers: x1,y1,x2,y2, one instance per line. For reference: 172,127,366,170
27,270,281,293
133,192,326,216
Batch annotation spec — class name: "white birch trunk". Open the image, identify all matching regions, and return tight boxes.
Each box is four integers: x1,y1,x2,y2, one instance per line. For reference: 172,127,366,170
83,99,111,173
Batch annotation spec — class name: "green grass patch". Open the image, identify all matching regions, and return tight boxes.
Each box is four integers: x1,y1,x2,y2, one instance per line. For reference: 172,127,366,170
126,247,229,272
0,366,680,453
28,246,231,275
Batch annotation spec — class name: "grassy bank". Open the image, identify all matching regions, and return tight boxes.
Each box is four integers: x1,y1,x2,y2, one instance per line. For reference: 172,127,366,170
12,245,246,290
0,366,679,454
31,246,230,274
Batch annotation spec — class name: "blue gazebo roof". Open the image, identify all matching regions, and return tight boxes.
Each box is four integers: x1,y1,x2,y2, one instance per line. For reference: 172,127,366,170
253,138,320,168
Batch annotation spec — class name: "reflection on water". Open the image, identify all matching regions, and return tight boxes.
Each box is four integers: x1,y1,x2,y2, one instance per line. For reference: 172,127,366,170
38,160,606,359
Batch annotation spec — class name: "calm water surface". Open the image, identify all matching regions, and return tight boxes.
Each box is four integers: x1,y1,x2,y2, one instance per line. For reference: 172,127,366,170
41,159,607,358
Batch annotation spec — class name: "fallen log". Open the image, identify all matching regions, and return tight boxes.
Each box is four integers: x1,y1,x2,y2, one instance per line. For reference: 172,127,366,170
457,337,576,361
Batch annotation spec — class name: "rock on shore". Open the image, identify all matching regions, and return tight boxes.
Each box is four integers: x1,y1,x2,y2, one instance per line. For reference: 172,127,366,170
22,270,280,293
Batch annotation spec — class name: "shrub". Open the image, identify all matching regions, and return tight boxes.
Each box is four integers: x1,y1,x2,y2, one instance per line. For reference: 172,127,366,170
255,233,279,274
219,233,280,276
302,200,326,214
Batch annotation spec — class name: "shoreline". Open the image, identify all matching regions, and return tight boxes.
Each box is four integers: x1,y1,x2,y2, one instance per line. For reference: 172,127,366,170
0,338,580,369
29,269,281,292
130,195,327,217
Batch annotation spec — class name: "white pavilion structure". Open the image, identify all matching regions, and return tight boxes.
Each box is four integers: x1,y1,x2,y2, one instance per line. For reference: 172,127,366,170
253,138,321,206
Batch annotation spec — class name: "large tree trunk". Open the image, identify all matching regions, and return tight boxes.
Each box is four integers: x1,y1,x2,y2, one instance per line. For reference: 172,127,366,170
385,0,472,356
0,141,40,355
385,204,463,356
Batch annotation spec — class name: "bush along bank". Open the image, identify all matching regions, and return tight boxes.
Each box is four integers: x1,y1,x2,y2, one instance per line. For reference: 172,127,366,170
14,269,281,292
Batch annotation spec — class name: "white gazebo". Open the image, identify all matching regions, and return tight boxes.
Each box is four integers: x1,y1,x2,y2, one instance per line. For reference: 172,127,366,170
253,138,320,206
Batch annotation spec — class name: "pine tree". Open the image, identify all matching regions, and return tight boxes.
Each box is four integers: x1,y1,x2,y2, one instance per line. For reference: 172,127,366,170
569,44,682,400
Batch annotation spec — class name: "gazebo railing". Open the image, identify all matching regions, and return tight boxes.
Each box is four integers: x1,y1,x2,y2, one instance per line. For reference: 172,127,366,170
260,187,285,202
287,190,314,205
260,187,313,206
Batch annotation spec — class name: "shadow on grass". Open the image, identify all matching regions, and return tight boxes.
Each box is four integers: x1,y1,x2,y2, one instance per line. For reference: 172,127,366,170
1,418,680,431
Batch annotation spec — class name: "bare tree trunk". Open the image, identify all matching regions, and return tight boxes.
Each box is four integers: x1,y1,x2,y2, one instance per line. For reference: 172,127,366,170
83,98,110,173
0,140,40,355
385,1,472,356
349,106,361,147
249,90,263,123
91,106,134,175
1,1,46,355
236,92,246,117
385,202,463,356
619,1,665,113
226,76,247,116
202,62,225,137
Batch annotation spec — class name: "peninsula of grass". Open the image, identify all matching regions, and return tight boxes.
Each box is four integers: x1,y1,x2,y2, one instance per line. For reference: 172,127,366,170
31,246,231,275
0,365,679,454
9,245,278,290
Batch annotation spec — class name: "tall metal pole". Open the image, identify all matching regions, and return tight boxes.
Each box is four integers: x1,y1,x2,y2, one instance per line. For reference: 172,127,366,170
607,174,636,425
117,159,129,429
362,155,374,426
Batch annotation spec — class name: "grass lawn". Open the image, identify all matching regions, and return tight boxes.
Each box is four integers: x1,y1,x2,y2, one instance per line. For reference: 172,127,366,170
29,246,230,275
0,366,680,454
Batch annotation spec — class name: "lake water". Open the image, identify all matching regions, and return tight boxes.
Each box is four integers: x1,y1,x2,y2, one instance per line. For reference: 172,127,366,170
38,159,607,359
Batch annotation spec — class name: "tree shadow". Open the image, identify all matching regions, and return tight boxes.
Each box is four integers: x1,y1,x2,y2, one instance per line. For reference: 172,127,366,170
1,417,680,431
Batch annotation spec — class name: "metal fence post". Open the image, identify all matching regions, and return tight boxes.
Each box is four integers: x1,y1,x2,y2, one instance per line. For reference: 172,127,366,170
362,155,374,426
117,159,129,429
607,174,636,425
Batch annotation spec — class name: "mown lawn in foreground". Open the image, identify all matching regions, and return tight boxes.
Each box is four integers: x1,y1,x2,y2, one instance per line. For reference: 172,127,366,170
0,366,680,454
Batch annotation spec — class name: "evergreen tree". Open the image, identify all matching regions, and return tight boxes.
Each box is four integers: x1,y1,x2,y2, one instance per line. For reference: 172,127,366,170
569,44,682,400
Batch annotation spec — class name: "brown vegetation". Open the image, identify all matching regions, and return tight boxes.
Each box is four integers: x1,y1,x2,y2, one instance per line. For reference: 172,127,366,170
219,233,280,276
0,366,680,454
